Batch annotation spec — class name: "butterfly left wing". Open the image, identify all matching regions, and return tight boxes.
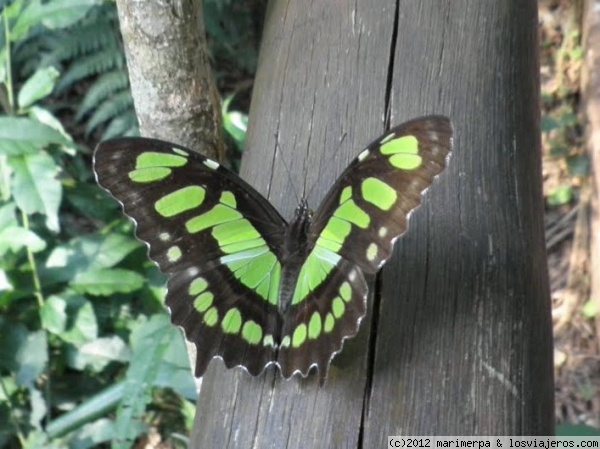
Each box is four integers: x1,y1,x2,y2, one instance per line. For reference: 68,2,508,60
310,115,453,274
275,116,452,381
94,138,288,377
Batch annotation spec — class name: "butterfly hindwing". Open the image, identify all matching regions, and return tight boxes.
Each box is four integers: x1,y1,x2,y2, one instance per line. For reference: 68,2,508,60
94,138,287,377
277,257,367,380
166,264,281,376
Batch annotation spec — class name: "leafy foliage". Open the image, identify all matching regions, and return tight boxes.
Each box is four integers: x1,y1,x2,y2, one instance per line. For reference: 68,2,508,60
204,0,260,76
14,1,137,140
0,2,201,448
0,0,260,446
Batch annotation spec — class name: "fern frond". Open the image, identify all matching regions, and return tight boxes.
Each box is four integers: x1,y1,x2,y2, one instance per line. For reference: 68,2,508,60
56,48,125,93
48,21,120,64
102,111,139,140
76,70,130,121
85,90,134,137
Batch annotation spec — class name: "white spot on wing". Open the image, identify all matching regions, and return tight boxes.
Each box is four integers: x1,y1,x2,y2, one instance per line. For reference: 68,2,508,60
172,147,188,156
366,243,378,261
378,227,388,238
159,232,170,241
203,159,220,170
167,246,181,262
357,149,369,161
426,131,439,142
263,334,277,348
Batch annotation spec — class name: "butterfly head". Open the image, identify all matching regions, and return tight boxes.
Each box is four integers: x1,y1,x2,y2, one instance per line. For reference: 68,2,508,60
295,198,313,222
285,198,313,255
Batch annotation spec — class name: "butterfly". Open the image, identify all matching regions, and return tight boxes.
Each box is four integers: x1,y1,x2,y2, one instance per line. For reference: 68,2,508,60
93,115,453,383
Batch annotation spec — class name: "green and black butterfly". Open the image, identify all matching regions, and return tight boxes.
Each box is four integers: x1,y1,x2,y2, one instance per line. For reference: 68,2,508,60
93,115,453,383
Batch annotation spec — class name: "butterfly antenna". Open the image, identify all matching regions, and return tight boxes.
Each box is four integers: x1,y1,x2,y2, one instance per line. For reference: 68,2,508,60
274,133,301,204
304,130,347,204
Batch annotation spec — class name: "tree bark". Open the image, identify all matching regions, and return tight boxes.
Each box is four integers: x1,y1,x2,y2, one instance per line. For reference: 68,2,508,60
191,0,554,444
115,0,223,160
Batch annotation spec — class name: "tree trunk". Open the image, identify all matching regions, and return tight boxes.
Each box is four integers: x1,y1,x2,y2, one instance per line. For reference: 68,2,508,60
191,0,554,444
115,0,223,160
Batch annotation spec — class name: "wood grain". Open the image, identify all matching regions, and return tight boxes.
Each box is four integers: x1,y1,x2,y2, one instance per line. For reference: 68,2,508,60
191,0,554,445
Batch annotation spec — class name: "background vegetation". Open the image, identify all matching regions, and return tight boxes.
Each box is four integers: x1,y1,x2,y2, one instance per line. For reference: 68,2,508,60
0,0,597,448
0,1,256,448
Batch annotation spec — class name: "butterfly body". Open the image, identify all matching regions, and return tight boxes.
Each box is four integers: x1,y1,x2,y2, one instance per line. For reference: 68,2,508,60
93,116,453,382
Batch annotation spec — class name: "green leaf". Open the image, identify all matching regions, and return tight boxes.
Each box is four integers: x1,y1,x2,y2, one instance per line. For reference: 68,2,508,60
547,185,573,207
0,226,47,256
153,328,197,401
2,0,26,21
0,317,28,372
11,0,100,40
0,203,18,228
540,115,558,133
60,293,98,345
17,67,60,109
0,270,12,292
71,268,144,296
69,418,115,449
42,234,135,286
45,233,141,276
21,429,51,449
28,106,75,151
0,117,70,155
91,234,142,269
114,315,175,449
40,295,68,334
40,294,99,354
42,0,101,29
29,387,47,430
566,154,589,177
0,375,18,401
0,155,12,199
15,330,48,388
222,94,248,150
131,313,197,400
8,0,43,41
65,183,119,222
549,143,569,158
10,152,62,231
582,299,598,318
67,336,129,371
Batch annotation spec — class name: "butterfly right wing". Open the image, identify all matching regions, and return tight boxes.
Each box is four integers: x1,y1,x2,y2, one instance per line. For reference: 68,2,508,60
94,137,288,377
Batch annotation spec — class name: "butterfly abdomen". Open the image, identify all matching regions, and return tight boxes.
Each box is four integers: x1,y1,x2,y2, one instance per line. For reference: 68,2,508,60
277,201,314,312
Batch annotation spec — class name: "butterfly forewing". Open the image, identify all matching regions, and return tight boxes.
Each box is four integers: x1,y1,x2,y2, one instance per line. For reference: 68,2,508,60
309,116,453,274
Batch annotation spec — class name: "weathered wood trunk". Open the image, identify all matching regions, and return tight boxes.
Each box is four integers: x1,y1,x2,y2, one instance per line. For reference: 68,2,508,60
191,0,554,445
